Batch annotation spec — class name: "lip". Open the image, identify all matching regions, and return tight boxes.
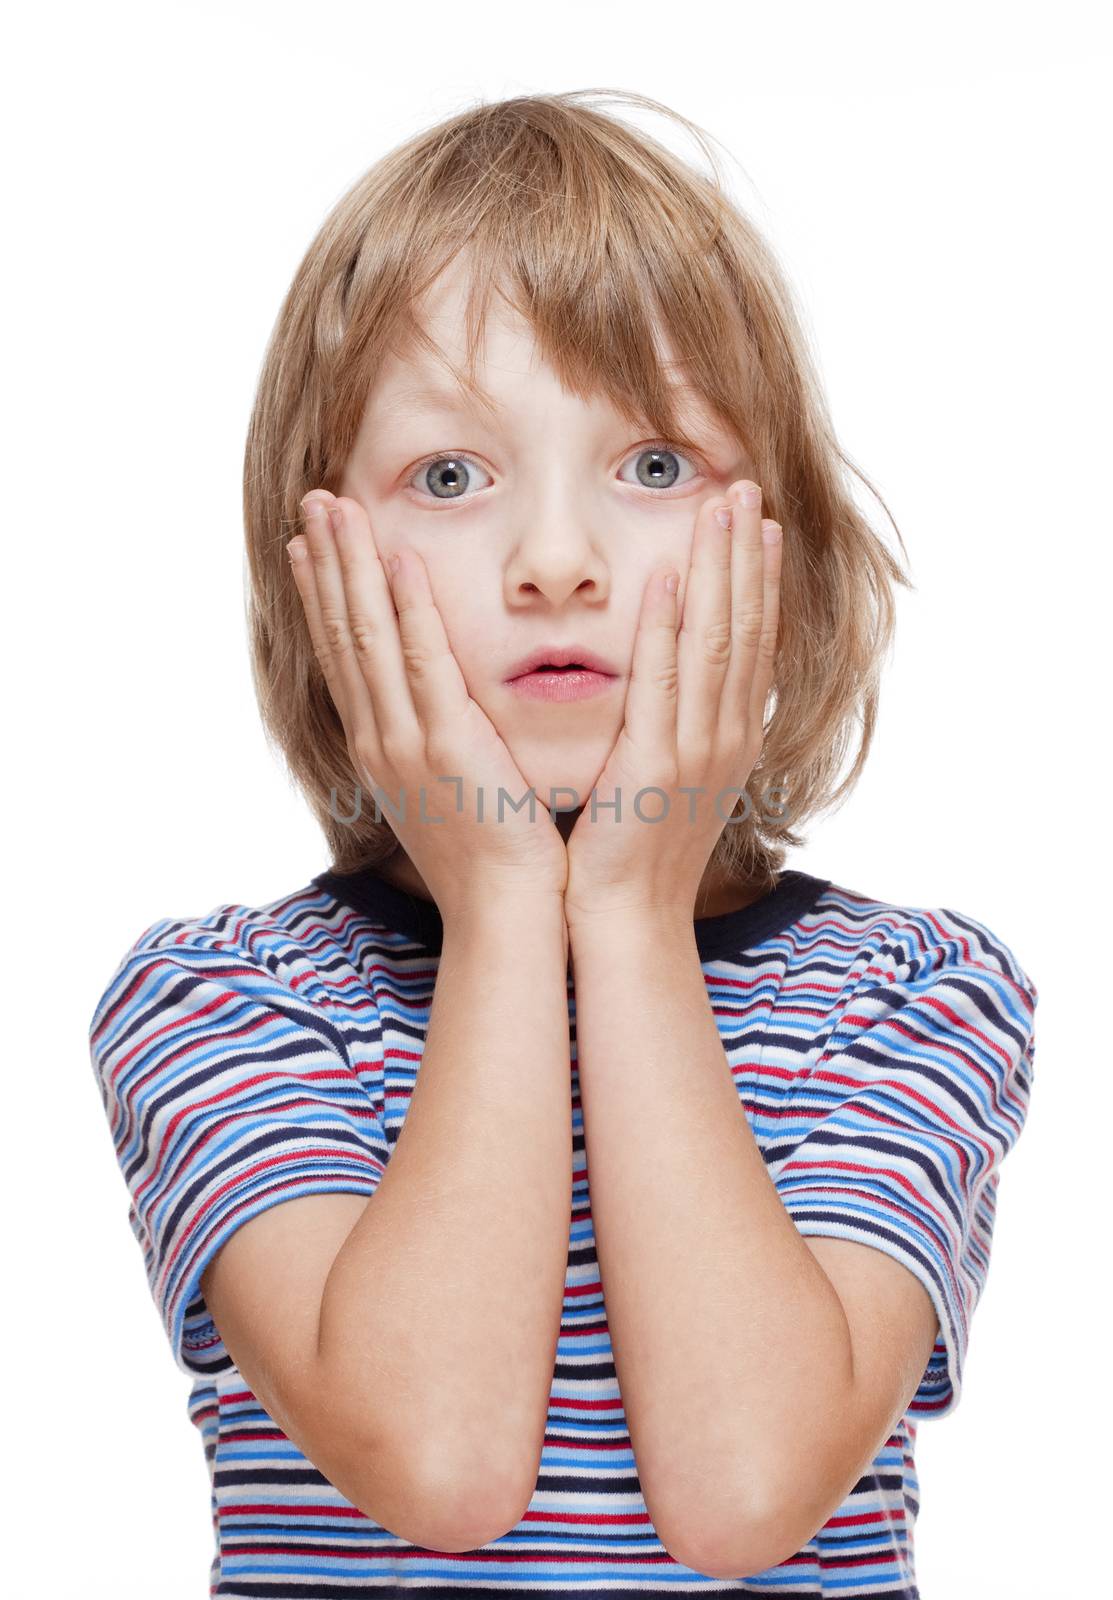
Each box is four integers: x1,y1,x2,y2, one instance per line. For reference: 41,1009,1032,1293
504,644,620,681
506,668,617,702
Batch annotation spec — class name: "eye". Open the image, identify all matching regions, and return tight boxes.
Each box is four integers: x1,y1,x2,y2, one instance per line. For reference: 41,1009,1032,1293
407,453,494,501
404,442,705,502
619,443,703,493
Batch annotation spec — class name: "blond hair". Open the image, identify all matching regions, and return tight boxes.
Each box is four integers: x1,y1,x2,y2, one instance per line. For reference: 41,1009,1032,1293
244,88,911,893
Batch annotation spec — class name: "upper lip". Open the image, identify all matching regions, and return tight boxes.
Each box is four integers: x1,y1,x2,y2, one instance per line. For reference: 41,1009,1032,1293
505,644,620,681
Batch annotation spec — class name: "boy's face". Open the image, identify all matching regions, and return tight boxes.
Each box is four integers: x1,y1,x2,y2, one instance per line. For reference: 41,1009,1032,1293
339,257,753,817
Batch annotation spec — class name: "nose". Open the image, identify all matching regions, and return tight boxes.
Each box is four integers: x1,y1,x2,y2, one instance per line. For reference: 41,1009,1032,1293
503,487,610,607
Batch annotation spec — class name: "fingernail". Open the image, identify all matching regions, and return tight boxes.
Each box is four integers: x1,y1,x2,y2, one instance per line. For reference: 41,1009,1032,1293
664,571,679,594
301,494,328,521
286,537,307,563
738,482,762,509
714,504,733,530
762,520,783,544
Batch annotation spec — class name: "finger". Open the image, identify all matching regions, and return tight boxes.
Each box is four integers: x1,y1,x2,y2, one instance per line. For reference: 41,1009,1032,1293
747,519,783,737
623,564,680,768
721,479,768,737
676,493,734,759
382,539,475,743
298,496,414,776
287,502,355,728
327,495,421,748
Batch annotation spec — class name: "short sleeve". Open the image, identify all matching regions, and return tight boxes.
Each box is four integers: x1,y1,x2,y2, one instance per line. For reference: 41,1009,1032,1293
88,924,389,1378
769,943,1037,1420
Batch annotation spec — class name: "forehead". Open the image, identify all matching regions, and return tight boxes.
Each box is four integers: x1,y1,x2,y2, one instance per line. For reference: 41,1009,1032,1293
369,345,726,439
368,365,731,454
364,253,738,446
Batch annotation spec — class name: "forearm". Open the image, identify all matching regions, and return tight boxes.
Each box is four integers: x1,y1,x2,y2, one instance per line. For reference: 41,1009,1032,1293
567,908,854,1563
319,890,572,1514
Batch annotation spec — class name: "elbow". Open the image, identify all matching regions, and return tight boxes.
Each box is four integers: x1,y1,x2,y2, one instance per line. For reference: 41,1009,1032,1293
379,1505,522,1556
348,1487,526,1554
352,1437,534,1553
657,1517,800,1581
654,1524,777,1581
411,1477,530,1554
650,1478,805,1580
412,1455,534,1552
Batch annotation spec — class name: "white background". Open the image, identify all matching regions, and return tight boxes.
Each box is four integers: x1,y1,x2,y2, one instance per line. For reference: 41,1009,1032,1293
4,2,1109,1595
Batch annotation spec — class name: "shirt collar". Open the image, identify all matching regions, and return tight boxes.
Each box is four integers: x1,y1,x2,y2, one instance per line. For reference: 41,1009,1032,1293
311,864,832,962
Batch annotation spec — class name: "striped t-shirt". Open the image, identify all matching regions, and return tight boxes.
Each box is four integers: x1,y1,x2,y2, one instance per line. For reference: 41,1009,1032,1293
88,864,1038,1596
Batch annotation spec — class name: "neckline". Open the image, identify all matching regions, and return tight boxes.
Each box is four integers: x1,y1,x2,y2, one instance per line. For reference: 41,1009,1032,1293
311,864,832,962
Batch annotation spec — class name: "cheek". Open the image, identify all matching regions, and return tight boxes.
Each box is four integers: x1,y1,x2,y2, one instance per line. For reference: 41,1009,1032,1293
622,543,690,614
423,552,492,664
329,480,415,573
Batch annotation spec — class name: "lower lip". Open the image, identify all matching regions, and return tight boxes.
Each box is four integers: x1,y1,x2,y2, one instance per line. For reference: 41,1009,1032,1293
506,668,618,702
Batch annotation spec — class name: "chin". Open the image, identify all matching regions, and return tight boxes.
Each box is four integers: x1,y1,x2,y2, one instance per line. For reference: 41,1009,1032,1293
499,735,615,818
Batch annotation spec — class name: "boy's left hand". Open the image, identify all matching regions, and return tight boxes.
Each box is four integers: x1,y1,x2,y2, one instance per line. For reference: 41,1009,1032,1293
563,480,782,929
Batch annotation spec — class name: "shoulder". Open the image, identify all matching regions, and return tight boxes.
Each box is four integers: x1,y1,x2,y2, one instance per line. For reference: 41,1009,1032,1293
103,874,347,968
788,879,1040,1102
87,875,371,1057
809,877,1039,1010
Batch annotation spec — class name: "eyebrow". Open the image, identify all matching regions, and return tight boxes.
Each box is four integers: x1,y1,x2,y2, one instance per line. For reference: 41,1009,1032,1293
373,378,500,420
372,373,736,450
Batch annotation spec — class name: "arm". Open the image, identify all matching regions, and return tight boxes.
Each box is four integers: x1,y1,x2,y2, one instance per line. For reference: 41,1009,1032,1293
275,490,577,1545
567,908,938,1578
316,890,572,1544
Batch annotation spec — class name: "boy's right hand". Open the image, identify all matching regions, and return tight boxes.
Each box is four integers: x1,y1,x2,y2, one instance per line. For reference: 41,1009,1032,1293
289,491,568,923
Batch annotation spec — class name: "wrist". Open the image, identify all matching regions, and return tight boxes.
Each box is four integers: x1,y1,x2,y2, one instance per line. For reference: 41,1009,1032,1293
564,896,696,949
441,882,568,934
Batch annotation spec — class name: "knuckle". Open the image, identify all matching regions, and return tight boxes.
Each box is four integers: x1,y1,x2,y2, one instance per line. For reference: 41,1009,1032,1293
757,631,779,667
701,619,733,665
732,602,764,646
650,661,679,697
349,620,378,658
400,638,434,678
322,613,351,654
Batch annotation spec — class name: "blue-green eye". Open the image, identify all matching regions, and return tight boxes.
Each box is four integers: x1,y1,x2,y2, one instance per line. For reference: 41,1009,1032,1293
619,444,701,491
409,454,494,500
406,441,703,503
